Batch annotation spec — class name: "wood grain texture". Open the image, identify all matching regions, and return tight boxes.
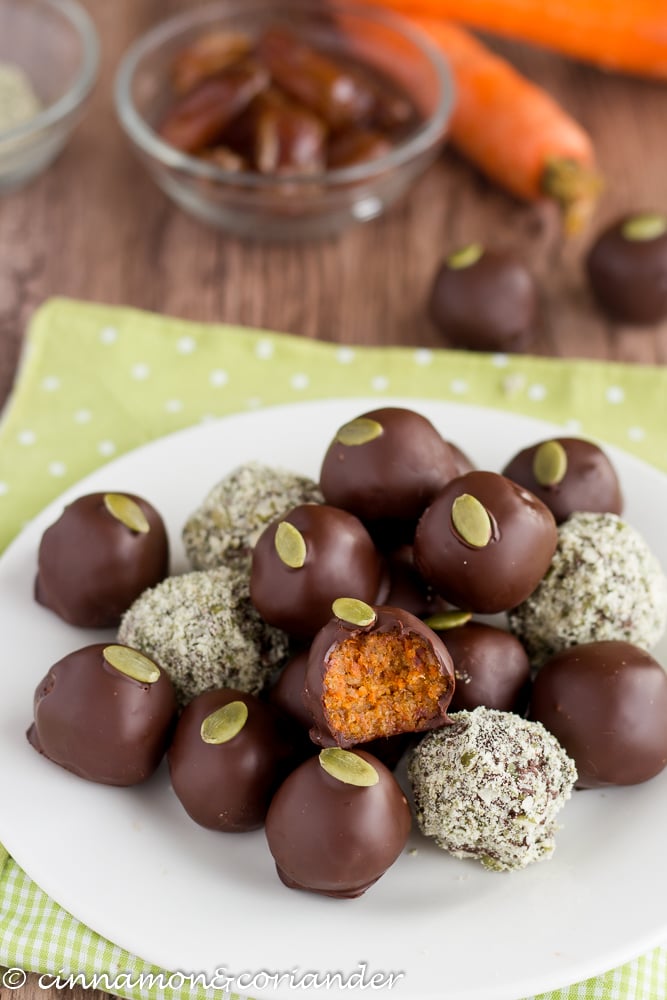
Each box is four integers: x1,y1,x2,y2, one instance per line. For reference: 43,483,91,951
1,3,667,999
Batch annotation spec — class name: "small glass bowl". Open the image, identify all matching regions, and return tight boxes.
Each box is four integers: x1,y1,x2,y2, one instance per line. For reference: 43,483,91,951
114,0,453,240
0,0,99,194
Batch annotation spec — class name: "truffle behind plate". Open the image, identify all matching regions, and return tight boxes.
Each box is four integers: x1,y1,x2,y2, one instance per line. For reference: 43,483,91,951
409,708,577,871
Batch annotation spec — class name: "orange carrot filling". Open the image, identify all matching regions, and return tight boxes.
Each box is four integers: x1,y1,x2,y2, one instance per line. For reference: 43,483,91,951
322,630,450,743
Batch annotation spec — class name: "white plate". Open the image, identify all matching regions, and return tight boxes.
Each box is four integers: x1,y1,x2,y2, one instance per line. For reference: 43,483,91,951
1,398,667,1000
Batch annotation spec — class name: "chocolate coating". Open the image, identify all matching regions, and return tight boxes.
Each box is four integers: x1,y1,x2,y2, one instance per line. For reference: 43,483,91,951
383,545,447,619
414,471,558,614
529,640,667,788
27,642,177,786
438,622,531,714
586,214,667,324
502,437,623,524
304,605,455,748
319,407,458,529
250,503,383,637
36,492,169,628
428,248,538,352
168,688,302,831
265,749,412,897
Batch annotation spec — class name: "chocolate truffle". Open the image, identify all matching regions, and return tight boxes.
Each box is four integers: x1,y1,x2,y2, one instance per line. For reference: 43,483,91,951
304,601,455,748
508,512,667,667
432,620,531,714
382,545,447,620
428,245,538,352
408,708,577,871
265,747,412,897
27,642,176,786
529,641,667,788
182,462,323,571
250,503,383,637
414,470,557,614
168,688,302,831
502,437,623,524
118,565,288,706
36,492,169,628
586,212,667,324
319,407,458,536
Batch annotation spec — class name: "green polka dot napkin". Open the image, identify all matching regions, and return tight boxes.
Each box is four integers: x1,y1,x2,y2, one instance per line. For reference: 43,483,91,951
2,297,667,1000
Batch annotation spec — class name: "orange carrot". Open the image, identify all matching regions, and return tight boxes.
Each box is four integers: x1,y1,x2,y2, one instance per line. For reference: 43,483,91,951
403,17,601,227
363,0,667,80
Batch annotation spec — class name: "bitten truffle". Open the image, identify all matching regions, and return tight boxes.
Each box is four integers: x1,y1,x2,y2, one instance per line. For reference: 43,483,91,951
529,640,667,788
508,512,667,666
502,437,623,524
586,212,667,324
265,748,412,897
182,462,323,570
414,471,557,614
27,642,177,786
118,565,289,706
304,601,455,748
250,503,383,637
35,492,169,628
168,688,302,831
409,708,577,871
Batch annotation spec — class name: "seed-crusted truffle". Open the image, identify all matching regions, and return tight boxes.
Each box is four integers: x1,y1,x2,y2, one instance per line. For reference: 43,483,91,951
118,566,289,706
182,462,323,570
508,512,667,667
409,708,577,872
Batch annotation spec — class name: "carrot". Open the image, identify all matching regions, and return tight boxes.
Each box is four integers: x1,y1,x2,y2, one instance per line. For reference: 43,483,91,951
363,0,667,80
398,17,601,228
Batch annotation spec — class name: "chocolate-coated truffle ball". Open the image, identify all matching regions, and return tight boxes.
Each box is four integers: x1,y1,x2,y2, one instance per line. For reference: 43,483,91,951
414,471,557,614
36,492,169,628
502,437,623,524
265,748,412,897
433,620,531,714
428,245,538,352
529,641,667,788
27,642,177,785
409,708,577,871
508,513,667,667
250,503,383,637
168,689,302,831
382,545,446,620
304,601,454,748
586,212,667,324
319,407,458,537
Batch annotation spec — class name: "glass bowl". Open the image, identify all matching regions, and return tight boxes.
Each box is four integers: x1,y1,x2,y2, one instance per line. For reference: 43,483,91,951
114,0,453,240
0,0,99,194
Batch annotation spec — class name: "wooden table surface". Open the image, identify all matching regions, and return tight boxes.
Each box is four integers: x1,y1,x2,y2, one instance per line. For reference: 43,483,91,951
1,2,667,998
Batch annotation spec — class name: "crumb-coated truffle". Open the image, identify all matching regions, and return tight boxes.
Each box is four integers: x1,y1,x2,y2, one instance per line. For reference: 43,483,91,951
182,462,323,570
319,407,458,528
265,748,412,897
36,492,169,628
118,566,289,706
414,471,557,614
408,708,577,872
168,688,303,831
508,513,667,667
250,503,384,637
502,437,623,524
304,602,455,748
529,640,667,789
27,642,177,786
